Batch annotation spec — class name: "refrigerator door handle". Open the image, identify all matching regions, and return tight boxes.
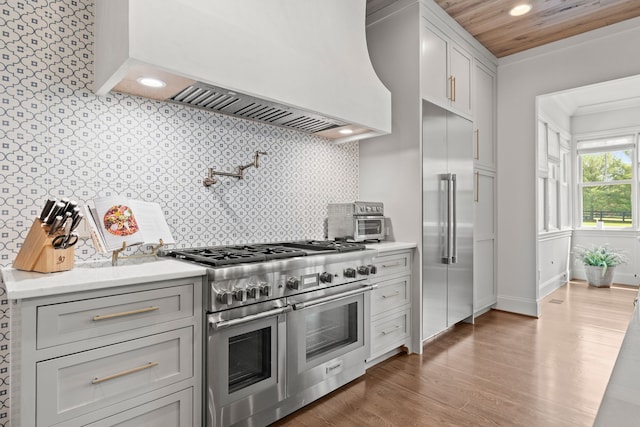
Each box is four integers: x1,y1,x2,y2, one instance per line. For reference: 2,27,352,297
451,174,458,264
440,173,454,264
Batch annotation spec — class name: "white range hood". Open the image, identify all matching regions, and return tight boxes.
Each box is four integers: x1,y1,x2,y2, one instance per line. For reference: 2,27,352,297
94,0,391,143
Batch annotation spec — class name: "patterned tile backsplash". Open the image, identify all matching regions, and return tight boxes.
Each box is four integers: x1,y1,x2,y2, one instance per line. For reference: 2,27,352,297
0,0,360,424
0,0,359,267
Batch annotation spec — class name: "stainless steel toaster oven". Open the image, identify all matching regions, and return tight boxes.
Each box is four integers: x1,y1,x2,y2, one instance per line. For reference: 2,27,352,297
327,201,385,241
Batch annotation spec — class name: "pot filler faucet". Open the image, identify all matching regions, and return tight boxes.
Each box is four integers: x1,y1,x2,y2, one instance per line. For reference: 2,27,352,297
203,150,267,187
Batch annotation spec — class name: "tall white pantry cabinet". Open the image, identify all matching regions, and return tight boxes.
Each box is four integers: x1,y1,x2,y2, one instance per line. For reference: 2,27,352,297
361,0,497,349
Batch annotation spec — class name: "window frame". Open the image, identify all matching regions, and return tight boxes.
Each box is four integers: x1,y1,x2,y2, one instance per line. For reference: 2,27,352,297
576,134,636,229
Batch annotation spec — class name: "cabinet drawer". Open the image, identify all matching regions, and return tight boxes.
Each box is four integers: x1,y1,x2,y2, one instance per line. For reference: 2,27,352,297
83,388,193,427
372,252,411,278
37,284,194,349
370,309,411,357
37,327,193,426
371,275,410,316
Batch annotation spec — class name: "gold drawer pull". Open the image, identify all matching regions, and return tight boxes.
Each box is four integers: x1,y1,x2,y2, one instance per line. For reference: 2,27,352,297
381,262,403,269
92,306,159,321
381,291,401,299
380,325,401,336
92,361,158,385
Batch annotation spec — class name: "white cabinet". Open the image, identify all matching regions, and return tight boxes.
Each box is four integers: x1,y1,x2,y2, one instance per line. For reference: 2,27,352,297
11,276,203,427
474,171,496,312
473,61,496,170
472,57,497,312
449,43,472,115
83,388,193,427
367,249,412,364
421,22,472,116
363,1,497,349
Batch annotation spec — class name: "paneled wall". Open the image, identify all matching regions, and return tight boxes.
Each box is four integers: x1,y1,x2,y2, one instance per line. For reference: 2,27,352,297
0,1,360,423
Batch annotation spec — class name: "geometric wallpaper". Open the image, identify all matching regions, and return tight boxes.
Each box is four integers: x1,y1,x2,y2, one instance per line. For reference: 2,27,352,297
0,1,360,424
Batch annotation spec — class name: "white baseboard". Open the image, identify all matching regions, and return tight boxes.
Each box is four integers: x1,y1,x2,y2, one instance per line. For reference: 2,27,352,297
495,295,540,317
571,271,639,286
539,271,568,299
474,304,494,318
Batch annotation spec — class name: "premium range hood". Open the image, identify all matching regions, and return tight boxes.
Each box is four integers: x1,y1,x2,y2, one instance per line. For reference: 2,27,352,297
94,0,391,143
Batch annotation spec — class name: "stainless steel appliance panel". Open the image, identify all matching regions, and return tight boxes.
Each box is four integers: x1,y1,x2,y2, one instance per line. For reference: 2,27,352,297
286,286,369,398
422,101,450,339
445,109,474,327
207,302,287,427
422,100,473,340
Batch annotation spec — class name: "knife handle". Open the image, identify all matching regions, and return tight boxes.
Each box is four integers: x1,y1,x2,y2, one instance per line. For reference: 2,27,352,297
39,199,55,221
45,202,65,225
48,215,64,236
70,212,84,232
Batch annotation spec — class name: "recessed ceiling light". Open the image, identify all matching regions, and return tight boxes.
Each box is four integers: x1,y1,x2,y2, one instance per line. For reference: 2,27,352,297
338,129,354,135
136,77,166,88
509,3,532,16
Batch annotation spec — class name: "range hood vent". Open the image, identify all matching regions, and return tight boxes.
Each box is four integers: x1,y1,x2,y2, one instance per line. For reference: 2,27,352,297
170,83,344,134
94,0,390,143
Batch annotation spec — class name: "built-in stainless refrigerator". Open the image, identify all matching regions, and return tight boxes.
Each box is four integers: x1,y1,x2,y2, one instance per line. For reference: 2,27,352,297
422,100,473,340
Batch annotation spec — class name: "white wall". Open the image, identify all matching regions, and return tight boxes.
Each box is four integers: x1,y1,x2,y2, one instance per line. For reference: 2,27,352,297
497,17,640,316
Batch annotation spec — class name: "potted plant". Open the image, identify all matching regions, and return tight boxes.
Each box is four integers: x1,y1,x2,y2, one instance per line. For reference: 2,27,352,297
573,245,627,287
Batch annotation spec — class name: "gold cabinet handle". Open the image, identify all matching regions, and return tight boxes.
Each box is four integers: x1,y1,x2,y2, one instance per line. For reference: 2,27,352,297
475,129,480,160
381,291,401,299
380,325,401,336
448,75,454,101
381,262,403,269
452,76,456,102
92,306,159,321
92,361,158,385
475,172,480,202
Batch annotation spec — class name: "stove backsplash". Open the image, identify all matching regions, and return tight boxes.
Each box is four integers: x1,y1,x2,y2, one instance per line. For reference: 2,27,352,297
0,0,360,268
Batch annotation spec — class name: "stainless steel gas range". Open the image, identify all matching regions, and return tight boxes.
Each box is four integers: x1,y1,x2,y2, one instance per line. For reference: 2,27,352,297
162,240,377,427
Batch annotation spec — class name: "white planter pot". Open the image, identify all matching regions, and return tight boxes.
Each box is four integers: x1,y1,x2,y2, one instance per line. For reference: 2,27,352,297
584,265,615,288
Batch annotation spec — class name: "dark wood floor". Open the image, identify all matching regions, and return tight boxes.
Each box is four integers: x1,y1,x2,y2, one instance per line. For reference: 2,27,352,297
272,281,636,426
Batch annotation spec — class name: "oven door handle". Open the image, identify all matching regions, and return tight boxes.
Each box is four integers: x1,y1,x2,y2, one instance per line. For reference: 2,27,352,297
292,284,377,310
209,305,292,330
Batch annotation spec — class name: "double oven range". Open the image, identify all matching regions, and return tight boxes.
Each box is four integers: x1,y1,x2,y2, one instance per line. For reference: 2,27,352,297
163,240,377,427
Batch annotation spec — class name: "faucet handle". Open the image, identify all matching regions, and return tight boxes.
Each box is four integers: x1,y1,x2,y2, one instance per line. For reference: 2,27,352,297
255,151,267,167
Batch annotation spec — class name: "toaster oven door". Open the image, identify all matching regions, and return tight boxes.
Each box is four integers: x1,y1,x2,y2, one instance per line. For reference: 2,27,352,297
354,216,385,240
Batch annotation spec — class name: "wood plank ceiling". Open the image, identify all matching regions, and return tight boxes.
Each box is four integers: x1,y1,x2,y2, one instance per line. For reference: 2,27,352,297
367,0,640,57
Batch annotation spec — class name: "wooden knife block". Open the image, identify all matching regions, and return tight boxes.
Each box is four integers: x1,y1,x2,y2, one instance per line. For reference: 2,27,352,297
13,219,75,273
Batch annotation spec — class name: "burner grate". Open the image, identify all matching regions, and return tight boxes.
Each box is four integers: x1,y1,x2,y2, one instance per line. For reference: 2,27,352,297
166,244,307,267
282,240,366,253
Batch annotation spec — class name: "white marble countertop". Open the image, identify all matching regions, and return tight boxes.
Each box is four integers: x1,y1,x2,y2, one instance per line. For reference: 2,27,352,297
594,291,640,426
366,241,417,253
1,258,207,300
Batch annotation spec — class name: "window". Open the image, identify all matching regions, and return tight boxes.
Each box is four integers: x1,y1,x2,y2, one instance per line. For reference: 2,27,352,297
577,136,635,228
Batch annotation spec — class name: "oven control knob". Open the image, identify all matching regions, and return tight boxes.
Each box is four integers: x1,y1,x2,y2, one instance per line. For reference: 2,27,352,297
357,265,370,276
319,272,333,283
287,277,301,290
368,264,378,275
217,291,233,306
343,268,356,278
260,284,272,296
248,287,259,299
234,289,247,302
